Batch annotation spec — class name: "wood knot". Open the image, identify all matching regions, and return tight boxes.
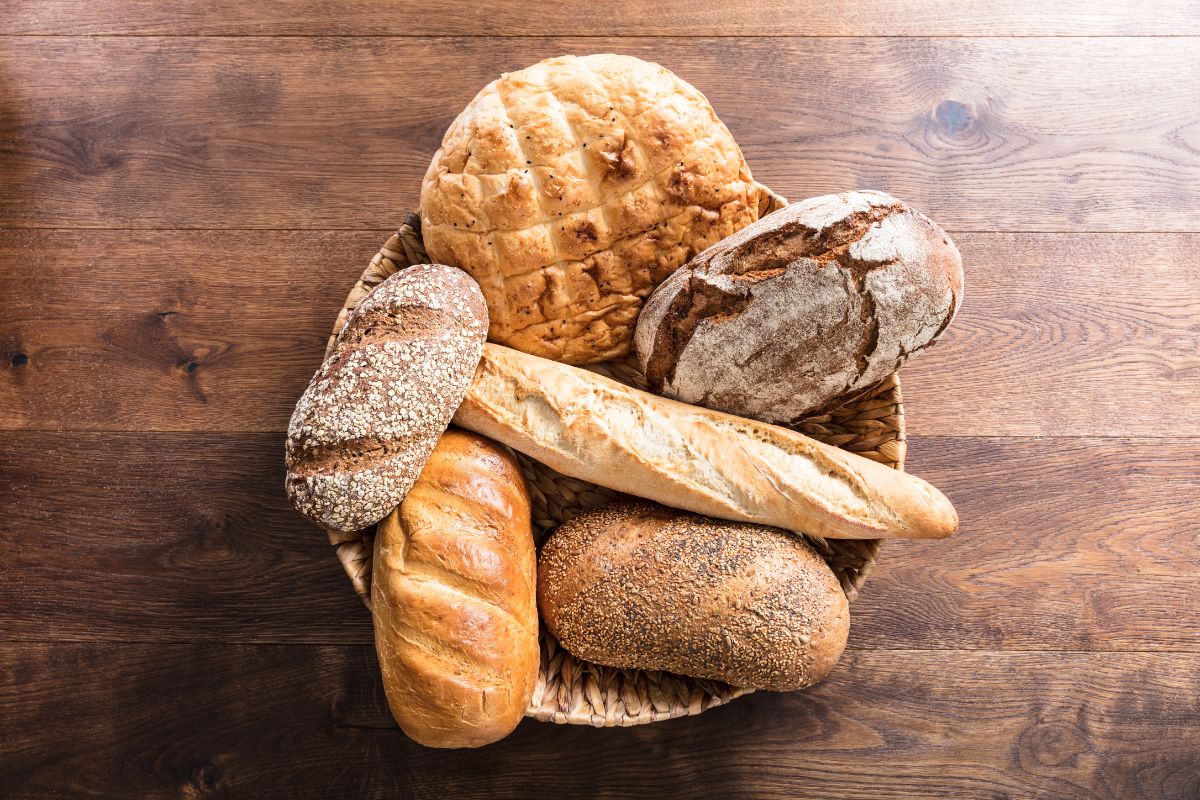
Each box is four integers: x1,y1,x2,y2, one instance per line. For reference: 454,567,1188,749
196,764,218,787
932,99,976,137
1020,720,1089,767
185,762,220,793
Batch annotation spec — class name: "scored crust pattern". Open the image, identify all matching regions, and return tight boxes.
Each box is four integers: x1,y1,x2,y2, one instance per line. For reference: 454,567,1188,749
420,54,763,364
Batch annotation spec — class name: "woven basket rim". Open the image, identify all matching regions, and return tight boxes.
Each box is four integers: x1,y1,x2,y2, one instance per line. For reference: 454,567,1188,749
320,183,906,726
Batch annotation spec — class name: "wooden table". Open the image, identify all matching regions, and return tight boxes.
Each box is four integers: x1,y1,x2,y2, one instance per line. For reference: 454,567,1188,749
2,3,1198,797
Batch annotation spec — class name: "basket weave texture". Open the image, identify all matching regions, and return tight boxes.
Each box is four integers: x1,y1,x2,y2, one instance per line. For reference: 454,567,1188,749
323,187,905,726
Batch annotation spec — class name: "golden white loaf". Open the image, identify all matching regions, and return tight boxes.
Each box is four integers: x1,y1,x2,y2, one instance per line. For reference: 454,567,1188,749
372,429,538,749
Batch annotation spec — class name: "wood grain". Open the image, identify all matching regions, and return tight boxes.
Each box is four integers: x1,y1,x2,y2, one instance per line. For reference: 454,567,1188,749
2,11,1198,798
3,643,1197,799
4,0,1198,36
0,229,384,433
0,430,373,644
900,232,1200,437
861,435,1200,651
2,37,1199,231
3,431,1197,650
3,230,1196,436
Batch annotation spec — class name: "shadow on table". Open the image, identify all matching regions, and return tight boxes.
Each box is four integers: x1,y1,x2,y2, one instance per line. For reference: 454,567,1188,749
338,680,824,799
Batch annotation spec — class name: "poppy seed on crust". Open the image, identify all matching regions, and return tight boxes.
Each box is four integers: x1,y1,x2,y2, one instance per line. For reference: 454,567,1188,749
537,501,850,691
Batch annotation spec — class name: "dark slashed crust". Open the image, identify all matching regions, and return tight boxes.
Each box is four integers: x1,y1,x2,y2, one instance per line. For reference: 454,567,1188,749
643,202,903,393
636,191,962,423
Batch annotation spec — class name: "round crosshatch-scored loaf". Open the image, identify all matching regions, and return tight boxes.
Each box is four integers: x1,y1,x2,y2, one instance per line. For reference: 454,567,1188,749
285,264,488,532
538,502,850,691
635,190,963,424
419,53,763,364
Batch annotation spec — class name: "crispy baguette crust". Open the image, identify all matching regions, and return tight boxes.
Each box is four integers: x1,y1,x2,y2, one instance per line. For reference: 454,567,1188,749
454,344,958,541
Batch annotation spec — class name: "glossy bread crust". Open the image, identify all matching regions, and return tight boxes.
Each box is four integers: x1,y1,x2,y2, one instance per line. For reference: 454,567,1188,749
372,429,538,748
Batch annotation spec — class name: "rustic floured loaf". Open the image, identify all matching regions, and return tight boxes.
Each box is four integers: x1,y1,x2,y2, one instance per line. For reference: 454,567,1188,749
538,502,849,691
419,54,763,364
286,265,488,532
635,190,963,423
373,429,538,749
454,344,958,541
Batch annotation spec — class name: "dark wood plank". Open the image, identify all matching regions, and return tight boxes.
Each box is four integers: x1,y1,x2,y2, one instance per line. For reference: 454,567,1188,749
0,229,383,433
0,430,373,644
900,232,1200,437
4,0,1197,36
2,432,1198,649
3,231,1196,436
860,435,1200,651
1,37,1198,231
3,643,1198,799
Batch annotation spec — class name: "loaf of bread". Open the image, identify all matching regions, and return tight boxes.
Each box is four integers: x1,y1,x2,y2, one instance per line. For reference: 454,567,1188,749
373,428,538,749
453,344,957,541
286,264,488,532
420,54,763,364
538,502,849,690
635,190,963,423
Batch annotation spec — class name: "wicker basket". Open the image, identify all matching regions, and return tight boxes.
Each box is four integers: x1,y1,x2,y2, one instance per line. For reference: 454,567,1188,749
323,186,904,726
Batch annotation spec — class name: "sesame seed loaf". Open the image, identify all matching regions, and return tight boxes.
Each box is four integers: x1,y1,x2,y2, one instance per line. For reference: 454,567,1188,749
634,190,963,424
286,264,488,532
538,502,849,691
419,54,762,364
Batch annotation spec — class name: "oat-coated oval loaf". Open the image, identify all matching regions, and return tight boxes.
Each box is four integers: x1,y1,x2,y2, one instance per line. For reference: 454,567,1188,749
373,428,538,749
538,502,850,691
635,190,963,424
419,53,763,364
285,264,488,532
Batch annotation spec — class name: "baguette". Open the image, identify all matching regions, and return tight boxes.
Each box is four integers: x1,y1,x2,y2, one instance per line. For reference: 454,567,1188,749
453,344,957,541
